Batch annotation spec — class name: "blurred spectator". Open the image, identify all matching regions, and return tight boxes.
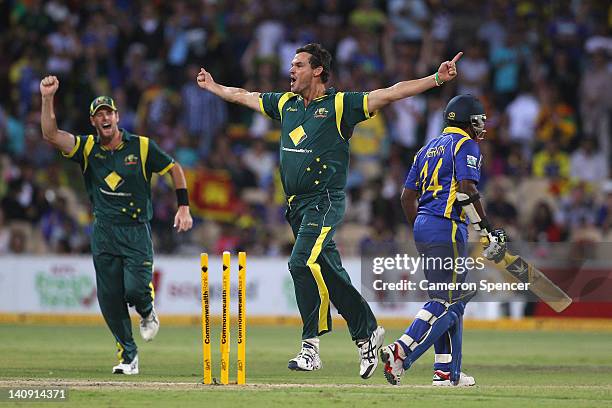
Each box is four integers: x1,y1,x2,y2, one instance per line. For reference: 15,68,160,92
579,49,612,158
477,5,506,50
181,65,227,157
596,182,612,235
570,138,608,184
526,201,565,242
456,42,490,97
243,139,276,188
359,216,399,256
7,227,27,254
505,82,540,150
535,85,577,150
39,194,84,253
387,0,429,42
489,31,530,109
45,22,81,77
348,0,386,33
532,139,570,179
424,93,445,144
388,63,425,159
486,180,518,227
558,183,598,231
550,49,580,107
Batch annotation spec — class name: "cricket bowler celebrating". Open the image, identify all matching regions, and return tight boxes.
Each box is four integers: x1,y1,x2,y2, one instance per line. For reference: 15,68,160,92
380,94,507,386
40,76,193,375
196,43,461,379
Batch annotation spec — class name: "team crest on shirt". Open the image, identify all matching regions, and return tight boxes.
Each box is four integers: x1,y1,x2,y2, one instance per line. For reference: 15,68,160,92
124,154,139,166
314,107,329,118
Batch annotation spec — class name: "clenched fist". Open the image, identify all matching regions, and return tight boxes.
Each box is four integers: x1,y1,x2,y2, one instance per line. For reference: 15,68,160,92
196,68,215,90
40,76,59,97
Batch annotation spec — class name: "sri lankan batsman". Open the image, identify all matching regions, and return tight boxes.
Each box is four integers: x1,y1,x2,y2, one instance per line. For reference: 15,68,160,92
40,76,193,375
380,94,507,386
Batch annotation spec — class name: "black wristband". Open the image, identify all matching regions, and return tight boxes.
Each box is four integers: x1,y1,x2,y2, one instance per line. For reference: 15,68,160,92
478,218,491,233
176,188,189,207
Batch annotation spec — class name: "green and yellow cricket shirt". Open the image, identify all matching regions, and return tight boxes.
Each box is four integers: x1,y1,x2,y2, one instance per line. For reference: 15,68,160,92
259,88,374,197
62,129,175,224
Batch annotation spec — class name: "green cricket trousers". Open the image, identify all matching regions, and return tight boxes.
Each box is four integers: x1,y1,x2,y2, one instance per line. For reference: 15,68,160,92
91,218,155,363
285,190,378,341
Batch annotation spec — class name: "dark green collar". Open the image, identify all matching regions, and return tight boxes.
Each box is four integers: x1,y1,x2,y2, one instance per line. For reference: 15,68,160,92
97,129,132,151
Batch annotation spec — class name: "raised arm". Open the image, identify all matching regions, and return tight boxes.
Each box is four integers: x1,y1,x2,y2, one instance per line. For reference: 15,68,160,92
367,52,463,113
40,76,77,154
196,68,261,112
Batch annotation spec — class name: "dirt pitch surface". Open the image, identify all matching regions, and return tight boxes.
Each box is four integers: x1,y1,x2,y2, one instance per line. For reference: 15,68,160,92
2,379,611,391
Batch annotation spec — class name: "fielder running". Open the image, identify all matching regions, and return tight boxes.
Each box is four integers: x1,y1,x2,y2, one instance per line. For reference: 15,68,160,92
196,43,462,378
40,76,193,375
380,94,507,386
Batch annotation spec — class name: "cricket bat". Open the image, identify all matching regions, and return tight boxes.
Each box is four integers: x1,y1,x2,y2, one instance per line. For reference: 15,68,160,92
464,202,572,312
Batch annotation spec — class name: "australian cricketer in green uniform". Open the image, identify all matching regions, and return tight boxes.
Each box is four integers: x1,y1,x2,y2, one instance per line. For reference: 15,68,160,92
40,76,193,375
196,43,461,379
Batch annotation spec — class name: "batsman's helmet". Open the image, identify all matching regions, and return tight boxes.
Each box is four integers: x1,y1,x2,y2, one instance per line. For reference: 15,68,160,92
444,94,486,140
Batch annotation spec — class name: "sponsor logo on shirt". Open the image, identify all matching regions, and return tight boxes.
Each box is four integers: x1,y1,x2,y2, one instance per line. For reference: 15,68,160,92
124,154,139,166
94,153,106,160
314,107,329,118
282,146,313,154
467,155,478,169
286,106,298,112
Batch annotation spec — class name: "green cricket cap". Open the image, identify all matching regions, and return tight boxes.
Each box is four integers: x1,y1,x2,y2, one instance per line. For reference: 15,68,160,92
89,96,117,116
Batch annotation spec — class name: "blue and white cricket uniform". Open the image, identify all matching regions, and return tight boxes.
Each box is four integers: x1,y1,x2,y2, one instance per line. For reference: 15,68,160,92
400,126,481,372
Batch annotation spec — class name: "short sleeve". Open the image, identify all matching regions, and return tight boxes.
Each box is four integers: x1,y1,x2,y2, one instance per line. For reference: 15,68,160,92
404,162,419,191
147,139,175,175
404,150,421,190
341,92,374,128
259,92,285,121
455,138,481,184
61,134,87,165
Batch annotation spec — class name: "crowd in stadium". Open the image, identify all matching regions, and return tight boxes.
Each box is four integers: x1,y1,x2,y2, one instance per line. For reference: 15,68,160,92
0,0,611,256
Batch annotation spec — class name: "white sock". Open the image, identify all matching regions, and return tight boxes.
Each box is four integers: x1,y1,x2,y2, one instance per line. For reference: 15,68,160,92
303,337,319,351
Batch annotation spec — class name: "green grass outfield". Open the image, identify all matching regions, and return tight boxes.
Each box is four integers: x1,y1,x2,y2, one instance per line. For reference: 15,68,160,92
1,324,611,407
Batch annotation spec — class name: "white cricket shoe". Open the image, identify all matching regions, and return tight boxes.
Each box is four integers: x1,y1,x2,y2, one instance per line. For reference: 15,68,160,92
356,326,385,379
112,355,139,375
140,306,159,342
432,370,475,386
288,341,322,371
380,342,405,385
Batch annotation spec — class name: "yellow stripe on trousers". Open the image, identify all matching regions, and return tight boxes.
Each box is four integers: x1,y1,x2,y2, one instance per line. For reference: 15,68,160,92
306,226,332,334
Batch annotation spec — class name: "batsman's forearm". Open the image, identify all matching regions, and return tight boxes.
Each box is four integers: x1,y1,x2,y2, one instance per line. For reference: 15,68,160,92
41,95,59,141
